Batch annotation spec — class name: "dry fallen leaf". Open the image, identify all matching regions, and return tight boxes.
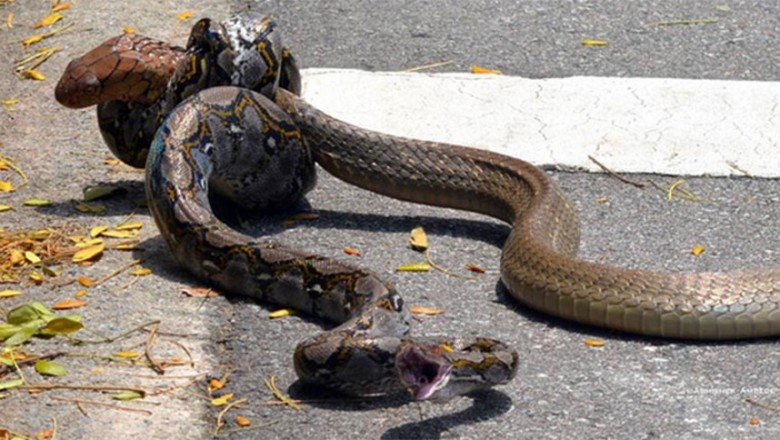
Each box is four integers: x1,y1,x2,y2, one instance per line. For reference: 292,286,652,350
72,242,105,263
584,339,605,347
51,2,72,12
181,287,219,297
581,39,609,46
113,351,141,358
176,11,195,21
410,305,444,315
269,308,297,319
466,263,486,274
691,244,705,256
52,299,87,310
235,416,251,427
130,267,152,276
209,378,225,392
470,65,502,74
409,226,428,251
343,248,362,256
34,12,63,28
78,276,95,287
211,393,234,406
395,262,431,272
0,290,22,298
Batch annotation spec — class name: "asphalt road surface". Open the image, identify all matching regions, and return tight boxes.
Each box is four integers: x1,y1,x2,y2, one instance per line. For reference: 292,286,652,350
0,1,778,439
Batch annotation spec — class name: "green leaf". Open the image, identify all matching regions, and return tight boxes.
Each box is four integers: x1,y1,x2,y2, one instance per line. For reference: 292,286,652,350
40,316,83,335
4,322,39,347
0,378,24,390
35,359,67,377
0,356,13,367
0,323,21,341
7,302,52,325
113,391,143,401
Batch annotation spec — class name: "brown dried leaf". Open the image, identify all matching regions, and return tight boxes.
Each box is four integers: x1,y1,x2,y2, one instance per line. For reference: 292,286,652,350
343,247,362,256
52,299,86,310
410,305,444,315
181,287,219,298
466,264,486,273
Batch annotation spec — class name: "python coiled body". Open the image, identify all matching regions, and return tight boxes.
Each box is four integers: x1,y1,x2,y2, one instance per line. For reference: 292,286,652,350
56,13,780,399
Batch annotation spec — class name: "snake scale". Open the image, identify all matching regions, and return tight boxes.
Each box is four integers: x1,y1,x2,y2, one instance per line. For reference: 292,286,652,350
56,13,779,400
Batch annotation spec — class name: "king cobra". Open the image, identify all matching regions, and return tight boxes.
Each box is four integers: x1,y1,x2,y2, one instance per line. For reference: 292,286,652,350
56,13,779,399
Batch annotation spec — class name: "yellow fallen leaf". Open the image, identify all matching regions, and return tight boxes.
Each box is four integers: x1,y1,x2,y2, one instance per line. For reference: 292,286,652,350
269,308,297,319
76,238,104,247
29,271,43,284
235,416,251,427
749,417,761,426
89,226,108,238
581,39,609,46
22,34,43,47
25,251,41,264
130,267,152,276
395,262,431,272
7,12,13,29
0,290,22,298
115,221,143,230
52,299,87,310
440,343,454,353
51,2,72,12
409,226,428,251
72,243,105,263
410,305,444,315
470,65,502,74
31,229,52,240
74,290,87,297
211,393,234,406
24,198,50,206
596,197,608,204
691,244,705,256
24,69,46,81
34,12,63,28
115,242,140,251
78,276,95,287
0,204,12,212
10,249,24,264
1,99,17,106
176,11,194,21
584,339,605,347
100,229,138,239
113,351,141,358
0,181,13,192
123,27,135,34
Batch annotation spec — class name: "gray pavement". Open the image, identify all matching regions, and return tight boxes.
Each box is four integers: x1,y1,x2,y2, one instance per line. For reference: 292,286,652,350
1,1,778,439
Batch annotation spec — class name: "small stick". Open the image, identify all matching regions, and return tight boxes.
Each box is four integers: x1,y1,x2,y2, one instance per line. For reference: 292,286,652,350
20,383,148,396
92,259,142,287
52,396,153,415
403,60,454,72
144,323,165,375
746,398,780,413
588,155,646,188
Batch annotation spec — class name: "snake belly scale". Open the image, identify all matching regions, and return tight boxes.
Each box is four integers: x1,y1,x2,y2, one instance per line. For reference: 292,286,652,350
55,13,779,400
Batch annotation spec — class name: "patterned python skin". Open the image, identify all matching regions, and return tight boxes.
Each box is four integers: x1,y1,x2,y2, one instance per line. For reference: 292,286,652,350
55,13,518,401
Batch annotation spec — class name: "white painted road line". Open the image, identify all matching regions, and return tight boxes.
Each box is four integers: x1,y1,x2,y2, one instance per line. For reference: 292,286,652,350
301,68,780,177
